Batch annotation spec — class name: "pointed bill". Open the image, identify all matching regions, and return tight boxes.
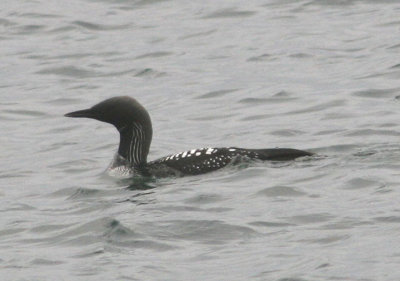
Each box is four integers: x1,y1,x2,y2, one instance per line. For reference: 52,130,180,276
64,108,96,118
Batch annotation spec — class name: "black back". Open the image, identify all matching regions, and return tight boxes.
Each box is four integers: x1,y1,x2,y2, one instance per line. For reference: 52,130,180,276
146,147,312,176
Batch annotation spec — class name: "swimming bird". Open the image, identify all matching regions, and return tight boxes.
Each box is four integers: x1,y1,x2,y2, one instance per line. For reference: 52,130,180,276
65,96,312,177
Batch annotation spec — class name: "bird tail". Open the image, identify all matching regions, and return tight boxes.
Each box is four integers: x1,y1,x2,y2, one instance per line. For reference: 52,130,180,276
244,148,313,161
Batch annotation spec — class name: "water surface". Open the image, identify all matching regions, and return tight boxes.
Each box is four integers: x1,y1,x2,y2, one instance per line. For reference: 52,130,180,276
2,1,400,280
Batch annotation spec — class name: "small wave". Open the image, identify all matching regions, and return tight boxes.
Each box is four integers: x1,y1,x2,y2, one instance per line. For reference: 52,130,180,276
0,18,17,27
374,216,400,223
299,234,350,245
270,129,306,137
134,68,166,78
67,188,102,200
2,109,48,119
36,66,100,78
256,185,307,197
22,217,140,247
179,29,216,40
19,13,62,19
36,66,163,79
147,219,258,243
14,24,47,35
284,213,334,224
239,91,297,106
343,177,385,190
352,88,399,98
247,53,274,62
44,97,82,105
203,8,256,19
184,193,225,205
249,221,295,227
286,100,346,115
344,129,400,137
30,258,64,265
72,20,130,31
196,88,239,99
135,51,173,59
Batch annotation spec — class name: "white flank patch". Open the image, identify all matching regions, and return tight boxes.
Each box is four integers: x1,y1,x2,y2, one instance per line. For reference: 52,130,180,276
206,148,214,154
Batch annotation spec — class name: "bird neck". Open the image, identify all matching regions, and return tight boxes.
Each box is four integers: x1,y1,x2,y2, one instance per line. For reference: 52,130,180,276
118,122,152,168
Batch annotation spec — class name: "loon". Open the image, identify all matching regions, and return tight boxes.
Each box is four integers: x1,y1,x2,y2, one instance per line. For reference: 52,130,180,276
65,96,313,177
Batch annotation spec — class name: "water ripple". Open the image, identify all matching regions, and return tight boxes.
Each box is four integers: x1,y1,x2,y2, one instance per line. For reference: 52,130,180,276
72,20,130,31
196,88,239,99
352,88,400,98
256,185,307,197
36,66,164,79
203,8,256,19
3,0,400,280
146,220,258,243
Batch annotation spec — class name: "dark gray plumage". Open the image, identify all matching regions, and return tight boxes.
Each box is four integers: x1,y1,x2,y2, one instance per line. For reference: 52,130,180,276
65,96,313,177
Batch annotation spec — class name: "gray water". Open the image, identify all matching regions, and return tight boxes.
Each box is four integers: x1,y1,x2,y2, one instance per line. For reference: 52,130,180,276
2,0,400,280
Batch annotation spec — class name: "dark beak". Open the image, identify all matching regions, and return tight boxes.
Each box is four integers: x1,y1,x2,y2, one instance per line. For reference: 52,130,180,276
64,108,96,119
